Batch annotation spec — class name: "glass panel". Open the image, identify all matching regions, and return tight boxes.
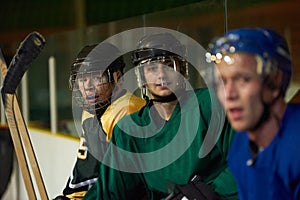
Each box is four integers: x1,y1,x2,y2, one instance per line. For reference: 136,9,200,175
27,0,297,136
27,0,226,136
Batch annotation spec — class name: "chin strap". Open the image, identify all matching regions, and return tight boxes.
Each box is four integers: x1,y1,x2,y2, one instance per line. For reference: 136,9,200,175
138,85,186,117
138,92,181,117
151,92,178,103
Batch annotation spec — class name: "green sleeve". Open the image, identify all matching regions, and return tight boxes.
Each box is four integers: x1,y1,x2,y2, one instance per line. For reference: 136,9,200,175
210,167,238,200
83,125,148,200
210,120,238,200
197,89,238,199
83,161,146,200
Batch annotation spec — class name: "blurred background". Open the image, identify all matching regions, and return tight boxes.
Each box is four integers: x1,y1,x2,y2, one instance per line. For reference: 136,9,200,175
0,0,299,199
0,0,299,136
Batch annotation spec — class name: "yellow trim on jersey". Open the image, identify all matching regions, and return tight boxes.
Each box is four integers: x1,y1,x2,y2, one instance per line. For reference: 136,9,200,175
81,110,95,136
77,137,87,160
81,110,94,122
101,91,146,141
65,191,87,199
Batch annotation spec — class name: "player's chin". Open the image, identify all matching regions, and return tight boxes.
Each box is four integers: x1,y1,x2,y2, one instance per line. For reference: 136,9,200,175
86,99,97,104
85,97,100,104
158,90,174,97
229,120,248,132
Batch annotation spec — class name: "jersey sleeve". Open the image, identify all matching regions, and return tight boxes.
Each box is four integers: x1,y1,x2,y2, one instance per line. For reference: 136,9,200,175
196,88,238,199
208,120,238,199
83,125,148,200
62,151,99,199
58,134,96,198
59,110,105,199
60,92,145,199
101,91,145,141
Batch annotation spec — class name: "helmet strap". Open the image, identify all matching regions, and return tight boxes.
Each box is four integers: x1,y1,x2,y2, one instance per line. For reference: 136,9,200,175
151,92,178,103
141,86,149,101
138,88,185,117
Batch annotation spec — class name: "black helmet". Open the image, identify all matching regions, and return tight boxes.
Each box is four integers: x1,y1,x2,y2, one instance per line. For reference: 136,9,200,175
69,42,125,112
133,33,186,65
133,33,189,91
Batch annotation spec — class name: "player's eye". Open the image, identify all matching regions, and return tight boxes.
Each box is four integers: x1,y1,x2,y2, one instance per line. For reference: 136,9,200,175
236,76,250,84
147,65,158,72
92,76,101,82
77,77,86,83
92,74,109,84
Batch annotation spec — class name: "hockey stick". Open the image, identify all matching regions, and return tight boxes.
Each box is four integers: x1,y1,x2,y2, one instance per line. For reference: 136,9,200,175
0,32,48,199
0,53,36,199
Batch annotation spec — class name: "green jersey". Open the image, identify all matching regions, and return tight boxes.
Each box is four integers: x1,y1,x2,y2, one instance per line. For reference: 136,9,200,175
83,88,237,200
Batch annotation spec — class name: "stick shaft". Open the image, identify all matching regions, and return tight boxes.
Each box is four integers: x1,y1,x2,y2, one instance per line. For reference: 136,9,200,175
1,59,36,199
13,94,48,199
1,53,48,199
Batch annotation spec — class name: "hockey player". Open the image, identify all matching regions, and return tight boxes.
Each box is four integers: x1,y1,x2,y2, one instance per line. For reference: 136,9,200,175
83,33,238,199
54,42,146,199
207,28,300,199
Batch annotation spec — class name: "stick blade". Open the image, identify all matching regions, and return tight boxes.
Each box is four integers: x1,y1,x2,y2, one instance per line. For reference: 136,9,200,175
1,32,46,94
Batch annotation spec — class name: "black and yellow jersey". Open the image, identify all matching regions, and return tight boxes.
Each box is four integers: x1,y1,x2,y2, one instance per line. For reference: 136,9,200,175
62,91,145,199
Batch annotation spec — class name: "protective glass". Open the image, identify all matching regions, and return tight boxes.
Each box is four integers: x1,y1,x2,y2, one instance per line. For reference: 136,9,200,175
70,70,111,91
70,69,113,112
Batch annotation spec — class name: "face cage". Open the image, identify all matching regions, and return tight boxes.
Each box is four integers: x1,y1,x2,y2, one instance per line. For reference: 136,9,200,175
70,69,114,112
135,56,188,86
135,56,188,99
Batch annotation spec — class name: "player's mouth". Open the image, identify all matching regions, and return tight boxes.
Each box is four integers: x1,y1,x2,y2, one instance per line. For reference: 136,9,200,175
86,95,99,103
156,82,171,88
228,107,243,121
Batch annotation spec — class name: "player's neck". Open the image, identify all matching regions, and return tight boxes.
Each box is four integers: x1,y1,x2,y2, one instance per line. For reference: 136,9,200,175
248,98,287,148
153,100,178,121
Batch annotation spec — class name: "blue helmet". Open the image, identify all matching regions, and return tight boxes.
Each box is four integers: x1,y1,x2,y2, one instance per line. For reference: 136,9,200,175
207,27,292,96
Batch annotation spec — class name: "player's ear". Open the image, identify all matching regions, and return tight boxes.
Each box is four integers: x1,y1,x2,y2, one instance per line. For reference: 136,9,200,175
272,70,284,98
113,71,122,83
264,70,282,100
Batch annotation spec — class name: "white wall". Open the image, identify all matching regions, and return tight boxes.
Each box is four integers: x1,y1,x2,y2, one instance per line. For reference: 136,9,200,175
2,128,79,200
